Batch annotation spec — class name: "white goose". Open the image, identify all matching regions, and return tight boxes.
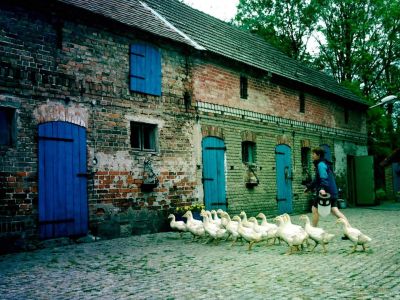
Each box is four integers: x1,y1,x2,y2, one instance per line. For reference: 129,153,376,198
210,210,223,228
248,217,271,243
232,215,262,250
182,211,205,240
337,218,371,252
239,211,255,229
275,215,308,255
217,209,229,228
201,210,227,244
168,214,187,238
299,215,335,252
220,212,240,245
256,212,279,245
183,210,203,227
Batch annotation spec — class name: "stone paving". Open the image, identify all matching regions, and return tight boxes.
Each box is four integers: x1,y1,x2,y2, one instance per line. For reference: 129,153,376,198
1,204,400,300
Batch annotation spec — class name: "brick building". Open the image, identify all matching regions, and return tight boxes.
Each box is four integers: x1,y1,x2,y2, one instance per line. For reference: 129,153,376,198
0,0,371,247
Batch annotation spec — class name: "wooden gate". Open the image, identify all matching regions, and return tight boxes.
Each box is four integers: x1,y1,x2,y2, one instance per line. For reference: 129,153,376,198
347,155,375,205
275,144,293,214
38,121,88,239
202,137,227,211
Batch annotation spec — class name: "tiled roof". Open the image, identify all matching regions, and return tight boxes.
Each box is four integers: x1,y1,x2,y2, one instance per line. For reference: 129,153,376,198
58,0,367,105
58,0,194,47
141,0,366,105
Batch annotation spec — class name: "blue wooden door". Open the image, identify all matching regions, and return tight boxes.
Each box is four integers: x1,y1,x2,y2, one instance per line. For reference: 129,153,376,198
202,137,227,211
275,144,293,214
38,121,88,239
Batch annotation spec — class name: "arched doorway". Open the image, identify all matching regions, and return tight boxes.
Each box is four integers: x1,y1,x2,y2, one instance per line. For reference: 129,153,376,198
38,121,88,239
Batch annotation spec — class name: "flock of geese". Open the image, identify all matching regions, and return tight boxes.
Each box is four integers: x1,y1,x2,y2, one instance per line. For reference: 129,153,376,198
168,209,372,254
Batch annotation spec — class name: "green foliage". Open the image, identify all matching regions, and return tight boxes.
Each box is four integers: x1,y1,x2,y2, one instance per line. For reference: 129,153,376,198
233,0,319,62
174,203,205,214
233,0,400,188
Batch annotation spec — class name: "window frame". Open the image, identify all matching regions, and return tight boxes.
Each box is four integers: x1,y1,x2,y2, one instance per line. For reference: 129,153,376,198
130,121,158,152
240,75,248,99
0,106,16,147
301,147,311,173
299,91,305,113
344,107,349,124
242,141,256,164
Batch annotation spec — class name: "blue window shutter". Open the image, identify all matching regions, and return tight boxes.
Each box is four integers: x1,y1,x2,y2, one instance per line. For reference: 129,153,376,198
130,44,146,93
130,43,161,96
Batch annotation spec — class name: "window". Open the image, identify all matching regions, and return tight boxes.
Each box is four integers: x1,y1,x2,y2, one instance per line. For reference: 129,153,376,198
242,141,256,163
129,43,161,96
344,108,349,124
299,92,305,113
130,122,157,151
54,20,63,50
0,106,16,146
240,75,248,99
301,147,311,184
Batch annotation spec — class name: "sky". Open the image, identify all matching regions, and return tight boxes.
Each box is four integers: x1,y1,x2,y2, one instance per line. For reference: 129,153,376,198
182,0,239,21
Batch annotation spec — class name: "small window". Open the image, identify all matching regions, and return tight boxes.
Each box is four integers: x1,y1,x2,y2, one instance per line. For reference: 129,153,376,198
130,122,157,151
242,141,256,163
301,147,310,171
0,106,16,146
301,147,312,184
299,92,305,113
240,75,248,99
344,108,349,124
130,43,161,96
55,20,63,50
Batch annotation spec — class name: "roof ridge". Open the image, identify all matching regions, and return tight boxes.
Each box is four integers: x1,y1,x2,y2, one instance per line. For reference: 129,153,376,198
139,0,205,50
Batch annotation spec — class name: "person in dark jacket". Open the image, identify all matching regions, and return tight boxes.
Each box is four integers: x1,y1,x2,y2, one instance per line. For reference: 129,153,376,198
304,147,349,227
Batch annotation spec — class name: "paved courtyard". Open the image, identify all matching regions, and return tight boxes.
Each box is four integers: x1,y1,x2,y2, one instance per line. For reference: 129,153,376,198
1,203,400,300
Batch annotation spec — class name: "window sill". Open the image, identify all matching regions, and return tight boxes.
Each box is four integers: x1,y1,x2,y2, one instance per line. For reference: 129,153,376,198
130,149,159,156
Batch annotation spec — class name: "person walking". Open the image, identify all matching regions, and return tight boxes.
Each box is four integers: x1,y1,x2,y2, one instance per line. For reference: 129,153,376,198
304,147,349,228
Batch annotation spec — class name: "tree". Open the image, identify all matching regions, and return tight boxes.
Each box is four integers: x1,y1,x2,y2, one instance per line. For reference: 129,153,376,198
314,0,400,100
233,0,319,61
233,0,400,189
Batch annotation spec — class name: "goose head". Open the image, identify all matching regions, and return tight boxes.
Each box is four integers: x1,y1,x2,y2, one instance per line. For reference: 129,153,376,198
282,213,291,223
248,217,258,225
274,215,284,225
256,212,266,219
336,218,348,226
232,215,241,223
299,215,309,222
168,214,174,219
182,211,191,218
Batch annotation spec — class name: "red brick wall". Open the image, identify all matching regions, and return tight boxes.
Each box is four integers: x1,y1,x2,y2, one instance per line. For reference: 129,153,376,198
192,58,366,134
0,2,198,240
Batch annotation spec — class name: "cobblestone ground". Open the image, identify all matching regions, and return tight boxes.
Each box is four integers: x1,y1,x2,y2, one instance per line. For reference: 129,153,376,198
1,204,400,300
